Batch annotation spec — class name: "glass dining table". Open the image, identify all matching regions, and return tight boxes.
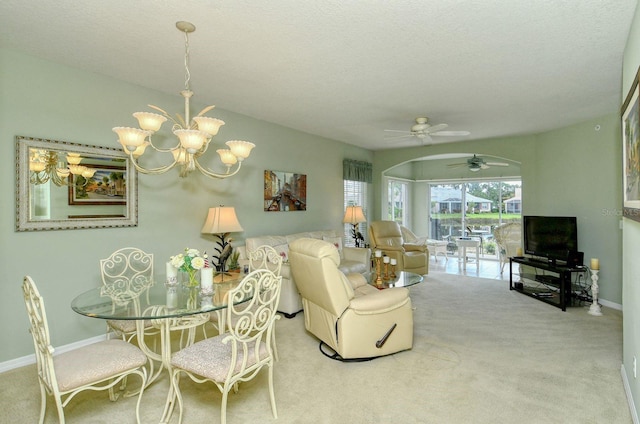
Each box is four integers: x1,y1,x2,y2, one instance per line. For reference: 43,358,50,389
71,275,248,422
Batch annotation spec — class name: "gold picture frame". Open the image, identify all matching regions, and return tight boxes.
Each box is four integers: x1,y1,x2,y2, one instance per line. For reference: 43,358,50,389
622,67,640,222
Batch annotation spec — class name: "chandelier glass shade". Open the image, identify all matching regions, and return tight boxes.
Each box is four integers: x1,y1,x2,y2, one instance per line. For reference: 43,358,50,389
29,149,96,186
112,21,255,179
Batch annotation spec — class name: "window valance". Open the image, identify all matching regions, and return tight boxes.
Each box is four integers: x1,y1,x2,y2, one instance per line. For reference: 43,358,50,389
343,159,372,183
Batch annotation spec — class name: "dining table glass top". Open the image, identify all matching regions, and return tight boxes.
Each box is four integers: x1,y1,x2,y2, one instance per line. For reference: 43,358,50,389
71,275,247,320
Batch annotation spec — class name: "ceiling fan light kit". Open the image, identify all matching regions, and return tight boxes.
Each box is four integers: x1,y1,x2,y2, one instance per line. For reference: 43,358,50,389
447,154,509,172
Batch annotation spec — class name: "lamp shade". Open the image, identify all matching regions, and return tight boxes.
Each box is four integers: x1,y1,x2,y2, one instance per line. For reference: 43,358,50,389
201,206,244,234
343,206,367,224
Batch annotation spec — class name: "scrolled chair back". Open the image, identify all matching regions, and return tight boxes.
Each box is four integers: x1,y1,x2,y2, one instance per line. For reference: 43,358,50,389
247,245,283,276
226,269,282,339
100,247,154,307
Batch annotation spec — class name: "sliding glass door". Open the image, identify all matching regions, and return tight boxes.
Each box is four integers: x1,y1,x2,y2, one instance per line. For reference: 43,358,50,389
429,180,521,259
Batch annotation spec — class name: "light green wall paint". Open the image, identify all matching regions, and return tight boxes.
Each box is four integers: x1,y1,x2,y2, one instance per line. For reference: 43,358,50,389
0,48,372,362
622,1,640,418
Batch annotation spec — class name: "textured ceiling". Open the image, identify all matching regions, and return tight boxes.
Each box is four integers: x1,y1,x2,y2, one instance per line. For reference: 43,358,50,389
0,1,637,150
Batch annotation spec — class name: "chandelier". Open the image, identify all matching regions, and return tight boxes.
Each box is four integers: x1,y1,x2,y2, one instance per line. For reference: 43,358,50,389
29,149,96,186
112,21,255,179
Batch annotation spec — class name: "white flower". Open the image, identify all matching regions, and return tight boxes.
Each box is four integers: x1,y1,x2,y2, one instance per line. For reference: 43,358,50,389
170,254,185,269
170,248,206,273
191,256,205,270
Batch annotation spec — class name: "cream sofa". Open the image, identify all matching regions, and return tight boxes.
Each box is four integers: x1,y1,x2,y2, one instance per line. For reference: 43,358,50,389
237,230,371,318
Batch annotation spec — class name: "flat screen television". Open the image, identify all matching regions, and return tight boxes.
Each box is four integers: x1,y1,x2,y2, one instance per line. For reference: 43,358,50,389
523,216,578,263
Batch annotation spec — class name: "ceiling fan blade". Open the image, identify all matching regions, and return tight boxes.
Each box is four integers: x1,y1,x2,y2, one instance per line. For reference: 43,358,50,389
431,130,471,136
480,164,490,169
419,134,433,143
486,162,509,167
425,123,448,133
384,134,414,140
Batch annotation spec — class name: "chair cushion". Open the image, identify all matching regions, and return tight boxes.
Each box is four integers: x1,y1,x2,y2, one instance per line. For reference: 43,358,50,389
339,259,368,274
107,319,153,334
171,334,269,382
54,339,147,392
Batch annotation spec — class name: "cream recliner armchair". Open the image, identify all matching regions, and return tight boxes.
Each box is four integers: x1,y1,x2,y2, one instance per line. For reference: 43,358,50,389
369,221,429,275
289,238,413,360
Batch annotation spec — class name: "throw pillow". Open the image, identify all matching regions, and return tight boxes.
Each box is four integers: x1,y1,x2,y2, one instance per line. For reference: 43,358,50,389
323,236,344,259
273,243,289,263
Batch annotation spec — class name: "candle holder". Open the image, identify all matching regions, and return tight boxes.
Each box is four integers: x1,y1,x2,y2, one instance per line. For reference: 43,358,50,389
375,256,383,284
165,281,178,309
390,263,396,279
588,269,602,316
383,261,390,279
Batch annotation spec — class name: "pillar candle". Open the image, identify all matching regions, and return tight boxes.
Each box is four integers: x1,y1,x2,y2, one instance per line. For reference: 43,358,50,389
590,258,600,270
201,267,214,291
166,288,178,308
390,258,397,265
516,247,523,257
383,256,390,263
375,250,382,257
166,262,177,283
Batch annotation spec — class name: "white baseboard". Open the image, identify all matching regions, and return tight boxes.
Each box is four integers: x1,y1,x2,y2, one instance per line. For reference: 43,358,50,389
0,334,106,374
601,298,622,311
622,364,640,424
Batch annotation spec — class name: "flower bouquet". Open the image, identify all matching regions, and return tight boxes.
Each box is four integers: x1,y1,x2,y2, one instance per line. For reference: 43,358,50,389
170,248,206,308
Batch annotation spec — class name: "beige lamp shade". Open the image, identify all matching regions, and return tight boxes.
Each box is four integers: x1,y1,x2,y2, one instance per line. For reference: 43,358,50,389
201,206,244,234
342,206,367,224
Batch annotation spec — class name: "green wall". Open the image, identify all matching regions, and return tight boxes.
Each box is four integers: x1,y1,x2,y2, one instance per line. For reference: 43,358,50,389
0,48,372,363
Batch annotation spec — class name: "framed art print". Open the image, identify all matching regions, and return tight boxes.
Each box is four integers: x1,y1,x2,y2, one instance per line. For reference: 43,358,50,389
622,67,640,222
264,170,307,211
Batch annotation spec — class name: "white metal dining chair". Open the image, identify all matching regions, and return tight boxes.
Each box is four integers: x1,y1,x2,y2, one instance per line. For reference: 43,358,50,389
165,269,282,424
22,276,147,424
100,247,156,342
248,245,283,359
208,245,283,359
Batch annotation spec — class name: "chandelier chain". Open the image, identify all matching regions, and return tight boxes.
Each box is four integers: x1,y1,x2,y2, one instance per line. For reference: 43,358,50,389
183,30,191,92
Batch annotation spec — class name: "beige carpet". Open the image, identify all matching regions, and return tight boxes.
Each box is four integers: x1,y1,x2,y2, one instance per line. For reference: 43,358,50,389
2,271,630,423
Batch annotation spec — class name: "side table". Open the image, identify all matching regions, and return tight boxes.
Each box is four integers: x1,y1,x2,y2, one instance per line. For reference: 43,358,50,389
456,237,480,270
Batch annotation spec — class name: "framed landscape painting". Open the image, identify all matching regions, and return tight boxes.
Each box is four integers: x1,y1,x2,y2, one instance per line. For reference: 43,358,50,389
622,67,640,222
68,164,127,206
264,170,307,211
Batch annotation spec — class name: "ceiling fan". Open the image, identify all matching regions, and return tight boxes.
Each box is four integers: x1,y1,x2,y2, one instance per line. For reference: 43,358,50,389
447,155,509,172
384,117,470,143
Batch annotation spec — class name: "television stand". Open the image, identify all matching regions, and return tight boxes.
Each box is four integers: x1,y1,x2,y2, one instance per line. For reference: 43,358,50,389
509,257,586,311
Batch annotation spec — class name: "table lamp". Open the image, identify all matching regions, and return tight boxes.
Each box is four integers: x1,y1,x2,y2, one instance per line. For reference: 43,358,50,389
201,206,244,273
343,205,367,247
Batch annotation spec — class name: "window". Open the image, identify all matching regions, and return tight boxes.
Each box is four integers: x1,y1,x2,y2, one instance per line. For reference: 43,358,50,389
343,159,372,247
388,179,408,226
343,180,368,246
